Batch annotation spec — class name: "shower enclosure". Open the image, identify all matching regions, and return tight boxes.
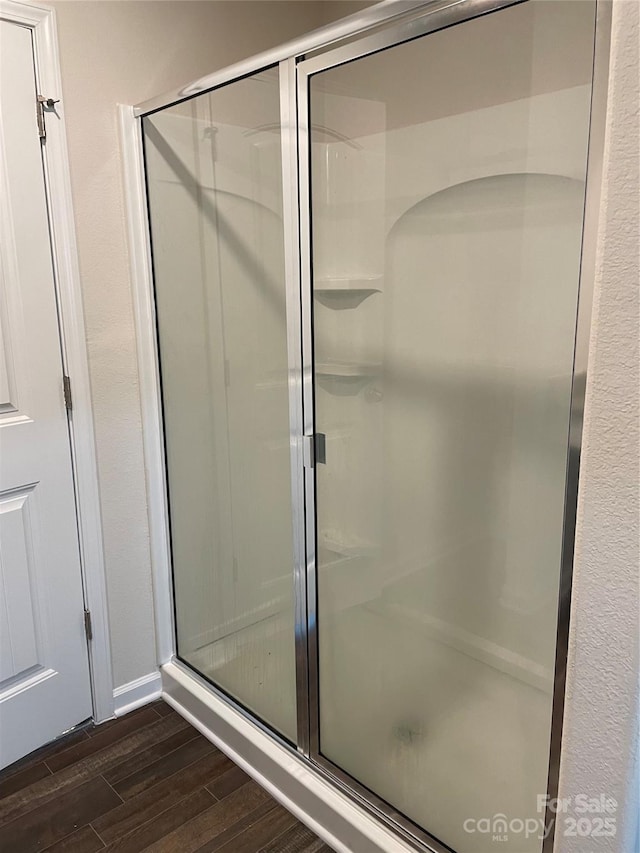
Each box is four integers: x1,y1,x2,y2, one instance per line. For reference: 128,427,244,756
133,1,608,851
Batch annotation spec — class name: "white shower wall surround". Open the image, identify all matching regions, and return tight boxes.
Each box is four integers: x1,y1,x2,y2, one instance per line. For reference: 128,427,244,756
132,2,611,852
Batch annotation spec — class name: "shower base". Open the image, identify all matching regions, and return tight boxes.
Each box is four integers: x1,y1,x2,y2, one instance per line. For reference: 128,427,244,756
188,611,298,741
185,599,551,853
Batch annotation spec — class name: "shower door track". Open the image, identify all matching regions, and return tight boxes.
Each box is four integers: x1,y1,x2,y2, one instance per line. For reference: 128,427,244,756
128,1,613,851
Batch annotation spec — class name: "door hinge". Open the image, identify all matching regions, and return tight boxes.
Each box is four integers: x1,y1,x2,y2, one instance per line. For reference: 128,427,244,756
63,375,72,412
36,95,60,142
83,609,93,641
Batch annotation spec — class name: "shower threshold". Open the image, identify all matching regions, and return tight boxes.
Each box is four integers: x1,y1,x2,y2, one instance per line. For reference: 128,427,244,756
161,659,429,853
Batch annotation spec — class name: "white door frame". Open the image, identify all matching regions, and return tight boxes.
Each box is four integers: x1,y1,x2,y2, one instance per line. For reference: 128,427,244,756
0,0,114,722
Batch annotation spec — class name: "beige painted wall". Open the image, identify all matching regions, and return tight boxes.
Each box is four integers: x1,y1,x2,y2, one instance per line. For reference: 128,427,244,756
50,0,361,692
558,0,639,849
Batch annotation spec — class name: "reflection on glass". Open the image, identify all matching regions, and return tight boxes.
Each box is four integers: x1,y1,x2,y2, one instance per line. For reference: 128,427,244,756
143,68,297,740
309,2,595,849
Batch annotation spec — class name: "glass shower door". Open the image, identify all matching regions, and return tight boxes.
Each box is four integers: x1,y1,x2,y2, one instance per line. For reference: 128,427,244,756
305,1,596,850
143,68,298,741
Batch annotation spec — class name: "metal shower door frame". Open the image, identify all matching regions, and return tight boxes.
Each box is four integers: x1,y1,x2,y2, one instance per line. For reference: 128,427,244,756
294,2,612,853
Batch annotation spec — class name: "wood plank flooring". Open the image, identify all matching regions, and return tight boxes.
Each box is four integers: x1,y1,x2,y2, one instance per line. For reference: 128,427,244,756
0,701,332,853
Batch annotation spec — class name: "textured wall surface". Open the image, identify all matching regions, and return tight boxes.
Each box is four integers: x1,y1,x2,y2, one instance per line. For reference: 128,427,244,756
50,0,361,691
557,1,639,850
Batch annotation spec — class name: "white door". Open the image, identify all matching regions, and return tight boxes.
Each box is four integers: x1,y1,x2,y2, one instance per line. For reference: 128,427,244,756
0,19,93,768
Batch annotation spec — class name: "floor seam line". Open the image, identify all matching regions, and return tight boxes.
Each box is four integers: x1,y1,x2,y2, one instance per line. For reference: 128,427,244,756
110,743,219,801
104,729,201,788
100,773,125,804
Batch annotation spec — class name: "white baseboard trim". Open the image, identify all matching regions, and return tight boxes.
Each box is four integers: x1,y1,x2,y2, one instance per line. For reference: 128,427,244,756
162,660,423,853
113,671,162,717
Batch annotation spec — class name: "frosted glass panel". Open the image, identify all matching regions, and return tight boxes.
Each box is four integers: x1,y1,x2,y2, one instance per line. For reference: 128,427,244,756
309,2,595,849
143,69,297,740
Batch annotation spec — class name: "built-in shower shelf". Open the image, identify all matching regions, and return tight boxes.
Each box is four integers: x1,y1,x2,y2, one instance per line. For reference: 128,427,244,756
314,276,382,309
315,361,380,394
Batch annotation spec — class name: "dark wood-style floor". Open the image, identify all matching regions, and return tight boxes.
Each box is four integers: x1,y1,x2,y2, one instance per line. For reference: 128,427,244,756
0,700,332,853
